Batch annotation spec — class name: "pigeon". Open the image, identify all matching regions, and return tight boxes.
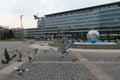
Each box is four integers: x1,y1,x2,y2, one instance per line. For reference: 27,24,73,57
14,67,29,75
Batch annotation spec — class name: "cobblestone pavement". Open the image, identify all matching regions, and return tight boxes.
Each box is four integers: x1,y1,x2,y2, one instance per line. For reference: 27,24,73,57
0,41,120,80
34,52,78,62
95,63,120,80
1,63,97,80
0,41,34,77
80,52,120,61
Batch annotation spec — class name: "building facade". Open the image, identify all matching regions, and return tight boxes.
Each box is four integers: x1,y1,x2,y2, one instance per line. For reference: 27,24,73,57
11,28,23,39
26,2,120,40
26,17,45,39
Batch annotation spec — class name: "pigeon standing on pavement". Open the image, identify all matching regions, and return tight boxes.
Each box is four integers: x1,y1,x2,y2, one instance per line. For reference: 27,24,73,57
28,56,34,63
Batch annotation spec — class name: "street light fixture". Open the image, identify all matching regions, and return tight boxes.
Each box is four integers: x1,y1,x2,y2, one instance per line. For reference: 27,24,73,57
33,15,40,19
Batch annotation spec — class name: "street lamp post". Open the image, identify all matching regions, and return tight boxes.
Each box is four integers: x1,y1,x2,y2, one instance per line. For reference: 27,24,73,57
20,15,23,29
20,15,24,40
33,14,43,39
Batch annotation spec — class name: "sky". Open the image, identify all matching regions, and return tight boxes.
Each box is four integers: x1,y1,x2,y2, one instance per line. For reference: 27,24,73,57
0,0,120,29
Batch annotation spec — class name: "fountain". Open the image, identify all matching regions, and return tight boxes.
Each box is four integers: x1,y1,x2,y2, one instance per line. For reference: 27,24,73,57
74,30,117,45
49,30,120,49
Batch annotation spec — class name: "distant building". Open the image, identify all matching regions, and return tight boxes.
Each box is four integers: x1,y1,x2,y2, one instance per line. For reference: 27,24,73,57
26,2,120,40
11,28,23,39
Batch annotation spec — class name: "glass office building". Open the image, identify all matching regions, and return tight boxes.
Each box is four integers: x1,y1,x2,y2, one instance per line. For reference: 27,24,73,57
26,2,120,40
26,17,45,39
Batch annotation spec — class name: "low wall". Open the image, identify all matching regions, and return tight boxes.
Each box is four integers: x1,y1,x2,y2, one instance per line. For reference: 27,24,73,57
49,43,120,49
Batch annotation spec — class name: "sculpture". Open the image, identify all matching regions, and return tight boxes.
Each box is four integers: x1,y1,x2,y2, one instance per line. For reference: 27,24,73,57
87,30,100,43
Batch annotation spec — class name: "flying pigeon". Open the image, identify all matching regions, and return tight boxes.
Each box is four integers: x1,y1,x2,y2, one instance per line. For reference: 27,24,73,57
14,67,29,75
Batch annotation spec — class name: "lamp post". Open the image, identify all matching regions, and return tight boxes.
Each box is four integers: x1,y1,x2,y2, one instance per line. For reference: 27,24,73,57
33,14,43,39
20,15,24,40
20,15,23,29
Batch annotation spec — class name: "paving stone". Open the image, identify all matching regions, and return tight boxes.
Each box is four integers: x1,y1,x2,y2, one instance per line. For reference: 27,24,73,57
34,52,78,62
1,63,97,80
80,52,120,61
1,41,120,80
95,63,120,80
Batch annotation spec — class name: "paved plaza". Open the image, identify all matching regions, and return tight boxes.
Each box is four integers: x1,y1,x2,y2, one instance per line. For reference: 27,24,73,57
0,41,120,80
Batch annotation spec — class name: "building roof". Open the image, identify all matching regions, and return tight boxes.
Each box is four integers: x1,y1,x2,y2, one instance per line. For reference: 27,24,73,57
45,2,120,17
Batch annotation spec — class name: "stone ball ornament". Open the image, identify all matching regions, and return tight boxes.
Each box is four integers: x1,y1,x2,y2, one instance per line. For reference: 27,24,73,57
87,30,100,43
